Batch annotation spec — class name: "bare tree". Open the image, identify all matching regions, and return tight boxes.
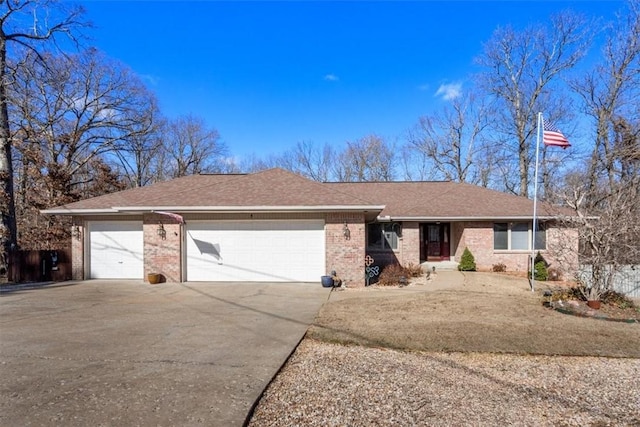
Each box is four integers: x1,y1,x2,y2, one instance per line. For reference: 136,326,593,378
556,162,640,302
570,0,640,194
406,90,491,184
0,0,86,277
164,114,227,178
112,101,165,188
476,10,591,197
10,48,155,247
334,135,396,182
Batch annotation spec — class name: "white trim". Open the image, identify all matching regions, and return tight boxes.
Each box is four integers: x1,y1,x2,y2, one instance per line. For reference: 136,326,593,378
43,205,385,216
113,205,384,213
386,216,559,221
493,221,546,252
42,208,120,215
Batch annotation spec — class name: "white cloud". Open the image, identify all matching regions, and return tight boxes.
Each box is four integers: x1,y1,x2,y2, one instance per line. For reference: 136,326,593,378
435,82,462,101
418,83,430,91
323,73,339,82
139,74,160,86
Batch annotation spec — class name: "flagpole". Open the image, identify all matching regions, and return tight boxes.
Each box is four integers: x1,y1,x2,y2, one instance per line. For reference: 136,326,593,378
531,112,542,292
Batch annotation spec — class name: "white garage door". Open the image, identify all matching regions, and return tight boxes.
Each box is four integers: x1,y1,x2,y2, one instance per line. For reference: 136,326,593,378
88,221,144,279
186,220,325,282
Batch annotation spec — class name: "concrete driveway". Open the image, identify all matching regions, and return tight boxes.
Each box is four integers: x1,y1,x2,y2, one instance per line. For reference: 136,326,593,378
0,280,330,426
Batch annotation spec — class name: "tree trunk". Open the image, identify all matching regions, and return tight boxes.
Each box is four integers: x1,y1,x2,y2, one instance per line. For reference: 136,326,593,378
0,34,18,277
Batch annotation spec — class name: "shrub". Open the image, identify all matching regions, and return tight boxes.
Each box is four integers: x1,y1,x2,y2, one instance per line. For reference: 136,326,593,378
548,286,584,302
534,251,548,267
534,261,548,281
601,290,636,309
529,252,548,280
492,263,506,272
377,263,424,286
403,262,423,277
377,263,408,286
458,247,476,271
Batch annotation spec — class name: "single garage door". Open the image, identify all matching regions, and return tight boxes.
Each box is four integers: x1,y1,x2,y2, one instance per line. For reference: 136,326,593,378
88,221,144,279
186,220,325,282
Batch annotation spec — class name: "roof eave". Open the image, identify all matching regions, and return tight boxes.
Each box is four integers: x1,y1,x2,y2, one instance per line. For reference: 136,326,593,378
43,205,386,215
41,208,120,215
379,215,565,221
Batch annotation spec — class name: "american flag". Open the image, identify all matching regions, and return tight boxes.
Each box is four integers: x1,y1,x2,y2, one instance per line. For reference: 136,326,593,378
543,120,571,149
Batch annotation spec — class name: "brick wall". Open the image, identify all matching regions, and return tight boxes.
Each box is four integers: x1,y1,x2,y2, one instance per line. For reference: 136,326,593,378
143,213,182,283
455,221,579,274
71,217,84,280
399,221,420,265
325,213,365,287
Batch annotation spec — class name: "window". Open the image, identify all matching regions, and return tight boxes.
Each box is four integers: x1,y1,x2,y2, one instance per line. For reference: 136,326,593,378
367,223,399,250
493,222,546,251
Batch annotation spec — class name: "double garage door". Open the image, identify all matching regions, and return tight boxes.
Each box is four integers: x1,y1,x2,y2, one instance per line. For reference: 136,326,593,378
186,220,325,282
87,220,325,282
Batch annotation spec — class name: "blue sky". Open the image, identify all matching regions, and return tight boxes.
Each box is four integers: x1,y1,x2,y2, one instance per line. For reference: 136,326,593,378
80,1,622,160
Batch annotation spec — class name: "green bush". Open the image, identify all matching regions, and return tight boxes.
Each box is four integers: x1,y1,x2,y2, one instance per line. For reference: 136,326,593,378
534,261,548,281
534,251,548,267
530,251,549,280
458,247,476,271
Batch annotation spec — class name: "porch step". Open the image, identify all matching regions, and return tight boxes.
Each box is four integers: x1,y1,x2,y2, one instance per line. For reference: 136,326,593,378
422,261,459,272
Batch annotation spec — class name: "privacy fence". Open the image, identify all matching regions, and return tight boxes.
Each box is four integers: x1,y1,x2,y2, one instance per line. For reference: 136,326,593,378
8,248,72,283
578,265,640,298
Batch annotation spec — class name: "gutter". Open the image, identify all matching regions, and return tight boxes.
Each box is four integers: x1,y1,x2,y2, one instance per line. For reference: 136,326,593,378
377,215,563,221
42,205,386,216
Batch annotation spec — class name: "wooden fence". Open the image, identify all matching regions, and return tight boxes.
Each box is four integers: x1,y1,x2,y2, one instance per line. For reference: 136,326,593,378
8,248,72,283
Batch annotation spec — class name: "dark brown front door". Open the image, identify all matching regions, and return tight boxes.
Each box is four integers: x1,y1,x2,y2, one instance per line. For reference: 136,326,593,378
427,225,441,259
424,223,450,261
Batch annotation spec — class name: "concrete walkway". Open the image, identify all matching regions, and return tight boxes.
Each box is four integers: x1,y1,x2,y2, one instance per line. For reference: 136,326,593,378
0,280,330,426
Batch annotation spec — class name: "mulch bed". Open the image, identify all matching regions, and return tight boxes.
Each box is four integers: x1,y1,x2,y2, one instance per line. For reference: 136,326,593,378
546,299,640,323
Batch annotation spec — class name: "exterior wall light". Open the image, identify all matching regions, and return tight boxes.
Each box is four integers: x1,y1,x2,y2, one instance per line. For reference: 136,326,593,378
72,225,82,241
343,221,351,240
157,223,166,240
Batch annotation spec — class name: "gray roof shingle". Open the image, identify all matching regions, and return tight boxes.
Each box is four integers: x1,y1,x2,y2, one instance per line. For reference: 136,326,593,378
45,168,564,219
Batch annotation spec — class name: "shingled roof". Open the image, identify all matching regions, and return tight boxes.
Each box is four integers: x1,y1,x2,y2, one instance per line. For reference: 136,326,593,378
327,181,562,219
44,168,382,214
44,168,563,219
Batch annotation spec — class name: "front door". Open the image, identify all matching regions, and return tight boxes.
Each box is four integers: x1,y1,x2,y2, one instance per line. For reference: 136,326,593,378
423,223,451,261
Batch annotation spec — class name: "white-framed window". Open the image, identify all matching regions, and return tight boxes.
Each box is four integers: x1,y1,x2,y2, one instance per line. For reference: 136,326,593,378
493,222,546,251
367,223,398,250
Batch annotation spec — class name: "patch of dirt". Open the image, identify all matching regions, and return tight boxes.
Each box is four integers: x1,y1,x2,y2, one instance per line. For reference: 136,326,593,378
309,272,640,357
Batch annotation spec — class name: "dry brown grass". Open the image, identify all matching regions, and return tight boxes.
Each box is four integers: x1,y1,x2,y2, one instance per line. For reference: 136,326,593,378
308,272,640,357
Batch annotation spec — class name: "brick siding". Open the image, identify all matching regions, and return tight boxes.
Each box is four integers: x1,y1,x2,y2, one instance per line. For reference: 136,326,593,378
71,217,84,280
325,213,366,288
453,221,578,275
143,213,182,283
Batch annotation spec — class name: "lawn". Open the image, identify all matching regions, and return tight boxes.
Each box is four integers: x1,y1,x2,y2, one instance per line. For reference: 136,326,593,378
307,271,640,357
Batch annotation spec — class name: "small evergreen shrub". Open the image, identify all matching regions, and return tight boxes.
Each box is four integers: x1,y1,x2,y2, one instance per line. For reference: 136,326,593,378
531,252,549,280
534,251,549,267
458,247,476,271
492,263,506,272
534,261,548,281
